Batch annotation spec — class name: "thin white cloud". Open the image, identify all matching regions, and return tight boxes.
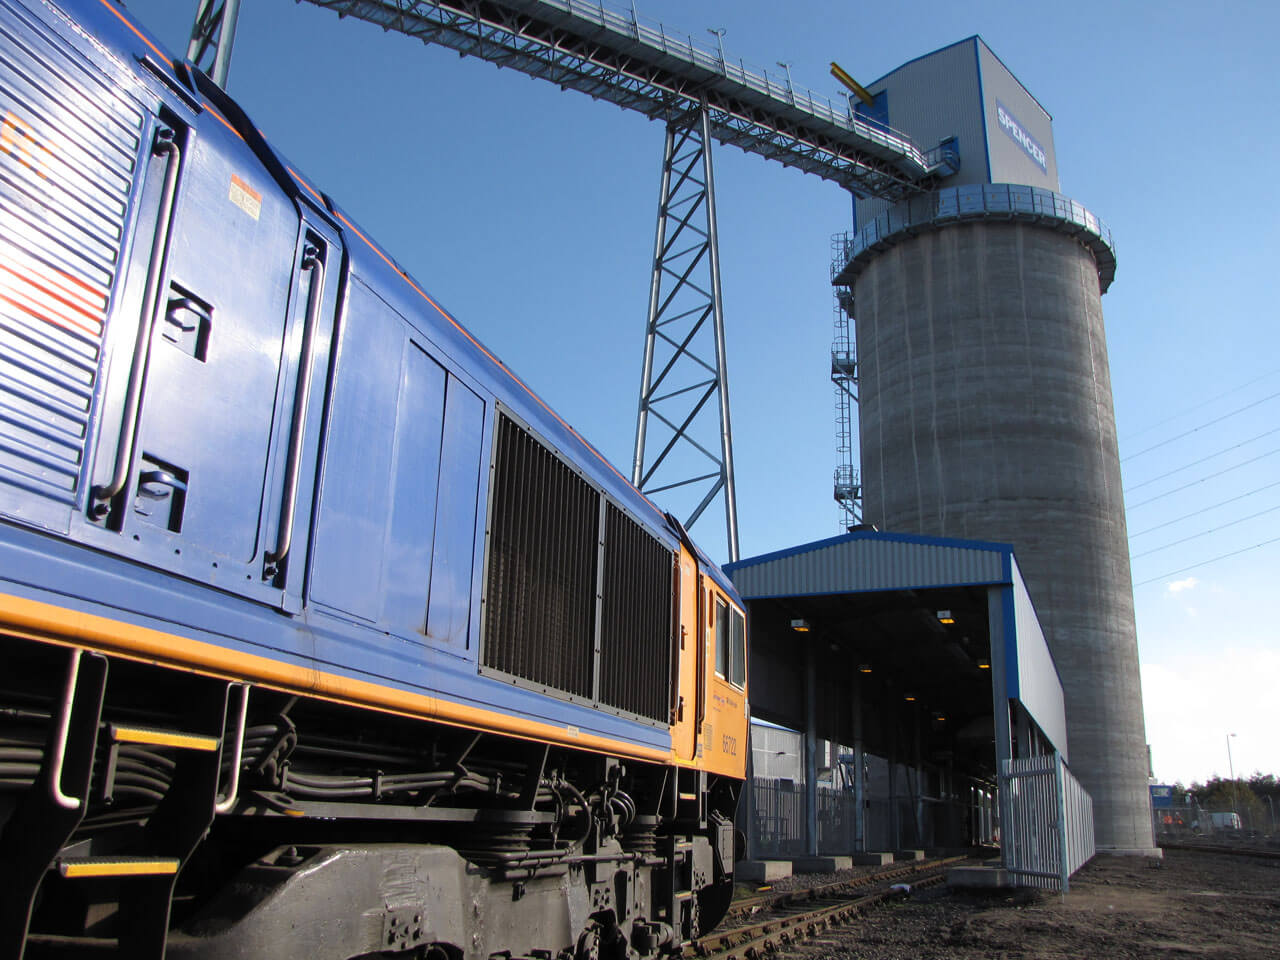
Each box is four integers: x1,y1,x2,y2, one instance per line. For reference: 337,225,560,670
1166,577,1199,594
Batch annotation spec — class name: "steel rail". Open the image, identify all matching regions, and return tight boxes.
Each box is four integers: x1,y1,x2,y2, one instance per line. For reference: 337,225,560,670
1159,841,1280,861
724,855,967,923
694,866,953,960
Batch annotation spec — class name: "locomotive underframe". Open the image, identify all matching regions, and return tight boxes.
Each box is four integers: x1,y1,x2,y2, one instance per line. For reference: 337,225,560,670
0,635,739,960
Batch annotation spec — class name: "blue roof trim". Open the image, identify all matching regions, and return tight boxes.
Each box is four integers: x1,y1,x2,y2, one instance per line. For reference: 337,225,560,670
973,37,1053,121
731,580,1008,602
866,35,1052,122
973,38,993,183
864,35,981,90
1001,584,1019,700
724,529,1015,574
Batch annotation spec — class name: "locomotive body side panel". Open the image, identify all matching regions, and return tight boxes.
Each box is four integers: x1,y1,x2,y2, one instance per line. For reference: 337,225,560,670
0,3,749,957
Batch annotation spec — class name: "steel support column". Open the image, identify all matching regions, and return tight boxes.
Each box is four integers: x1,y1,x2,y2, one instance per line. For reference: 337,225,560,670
852,672,865,853
187,0,243,89
632,104,740,561
804,637,817,855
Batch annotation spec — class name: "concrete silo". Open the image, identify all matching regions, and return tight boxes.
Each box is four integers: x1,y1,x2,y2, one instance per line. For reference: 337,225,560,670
834,38,1155,853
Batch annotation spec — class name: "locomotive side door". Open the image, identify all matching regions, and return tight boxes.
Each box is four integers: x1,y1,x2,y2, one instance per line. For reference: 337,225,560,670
670,544,700,761
85,109,335,609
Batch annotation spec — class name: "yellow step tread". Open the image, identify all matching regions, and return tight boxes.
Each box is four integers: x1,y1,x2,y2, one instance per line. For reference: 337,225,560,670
57,857,180,878
108,723,219,751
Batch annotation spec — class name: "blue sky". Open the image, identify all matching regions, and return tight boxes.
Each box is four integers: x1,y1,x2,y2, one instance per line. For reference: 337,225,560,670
120,0,1278,787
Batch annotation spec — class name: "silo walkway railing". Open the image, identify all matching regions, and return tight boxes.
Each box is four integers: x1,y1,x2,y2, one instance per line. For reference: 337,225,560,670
999,753,1096,892
832,183,1118,292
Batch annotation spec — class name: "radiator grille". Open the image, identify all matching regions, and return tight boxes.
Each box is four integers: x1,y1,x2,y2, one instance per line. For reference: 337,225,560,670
599,503,673,722
483,414,598,700
0,1,143,521
483,415,676,722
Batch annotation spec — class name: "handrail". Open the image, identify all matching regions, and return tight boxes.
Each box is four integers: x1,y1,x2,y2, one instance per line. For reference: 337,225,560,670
91,128,182,515
833,184,1117,292
263,246,324,572
49,649,84,810
214,684,250,814
305,1,953,191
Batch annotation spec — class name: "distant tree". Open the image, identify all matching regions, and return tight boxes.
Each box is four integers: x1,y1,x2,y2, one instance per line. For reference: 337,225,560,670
1197,778,1266,831
1248,772,1277,799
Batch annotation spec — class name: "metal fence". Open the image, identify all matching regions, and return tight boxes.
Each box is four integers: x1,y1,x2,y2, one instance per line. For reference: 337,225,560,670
749,777,980,859
999,754,1094,891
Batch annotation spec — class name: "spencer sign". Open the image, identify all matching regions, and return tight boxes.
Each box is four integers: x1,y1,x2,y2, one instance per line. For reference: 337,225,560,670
996,99,1047,173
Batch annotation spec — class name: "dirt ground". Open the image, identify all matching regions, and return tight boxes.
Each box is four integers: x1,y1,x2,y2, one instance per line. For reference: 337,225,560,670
811,849,1280,959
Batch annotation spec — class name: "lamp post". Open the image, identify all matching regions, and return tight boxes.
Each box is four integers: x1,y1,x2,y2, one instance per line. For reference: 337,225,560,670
1264,795,1276,834
776,60,794,102
707,27,726,65
1226,733,1239,829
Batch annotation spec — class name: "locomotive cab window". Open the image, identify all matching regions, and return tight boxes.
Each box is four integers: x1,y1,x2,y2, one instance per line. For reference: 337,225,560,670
714,596,729,677
729,606,746,688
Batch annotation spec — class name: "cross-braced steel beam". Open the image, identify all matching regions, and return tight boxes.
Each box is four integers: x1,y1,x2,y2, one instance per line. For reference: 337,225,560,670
632,105,739,561
300,0,958,200
186,0,242,89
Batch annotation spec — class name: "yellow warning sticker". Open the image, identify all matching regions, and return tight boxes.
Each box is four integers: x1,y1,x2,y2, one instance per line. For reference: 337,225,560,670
229,173,261,220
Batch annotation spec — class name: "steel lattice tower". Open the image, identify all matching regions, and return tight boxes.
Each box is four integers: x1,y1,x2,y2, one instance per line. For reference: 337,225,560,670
632,105,739,561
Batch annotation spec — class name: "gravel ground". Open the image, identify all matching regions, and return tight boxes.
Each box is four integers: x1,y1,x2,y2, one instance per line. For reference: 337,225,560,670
791,849,1280,959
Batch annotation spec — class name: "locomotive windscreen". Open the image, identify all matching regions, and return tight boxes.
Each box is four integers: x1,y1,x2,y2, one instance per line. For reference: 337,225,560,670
483,414,674,722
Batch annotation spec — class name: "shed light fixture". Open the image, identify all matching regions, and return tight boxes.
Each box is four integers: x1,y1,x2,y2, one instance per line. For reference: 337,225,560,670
858,663,873,674
977,659,991,670
936,610,955,624
903,693,917,702
790,618,810,632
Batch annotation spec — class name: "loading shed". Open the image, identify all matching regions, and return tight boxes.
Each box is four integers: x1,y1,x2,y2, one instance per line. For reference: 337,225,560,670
725,531,1093,883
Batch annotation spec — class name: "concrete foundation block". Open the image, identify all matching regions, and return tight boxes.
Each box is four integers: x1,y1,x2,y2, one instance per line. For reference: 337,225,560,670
850,852,894,865
894,849,926,861
791,855,852,873
947,865,1011,888
735,859,793,882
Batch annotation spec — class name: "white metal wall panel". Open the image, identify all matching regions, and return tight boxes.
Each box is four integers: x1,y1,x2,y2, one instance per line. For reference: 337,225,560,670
856,38,987,228
1011,557,1069,758
977,40,1060,190
728,534,1004,598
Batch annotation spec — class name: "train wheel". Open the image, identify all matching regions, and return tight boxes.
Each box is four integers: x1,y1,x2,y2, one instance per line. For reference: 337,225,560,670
696,879,733,934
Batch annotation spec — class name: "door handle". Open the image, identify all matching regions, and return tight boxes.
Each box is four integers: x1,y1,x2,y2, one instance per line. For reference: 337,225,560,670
263,245,325,576
91,128,183,518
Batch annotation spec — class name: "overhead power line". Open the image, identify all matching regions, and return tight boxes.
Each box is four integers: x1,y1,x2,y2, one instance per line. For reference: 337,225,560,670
1120,389,1280,462
1128,478,1280,538
1134,536,1280,587
1129,503,1280,559
1124,425,1280,493
1120,366,1280,444
1125,446,1280,509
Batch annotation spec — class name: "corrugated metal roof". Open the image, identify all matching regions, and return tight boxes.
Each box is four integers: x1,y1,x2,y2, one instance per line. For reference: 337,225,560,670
725,531,1010,598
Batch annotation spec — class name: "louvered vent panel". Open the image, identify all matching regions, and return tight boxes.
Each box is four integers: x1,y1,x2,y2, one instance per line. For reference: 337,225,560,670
0,2,143,514
483,415,598,699
599,503,673,722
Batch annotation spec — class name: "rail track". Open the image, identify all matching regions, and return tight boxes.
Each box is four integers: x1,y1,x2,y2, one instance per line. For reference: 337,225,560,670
1159,840,1280,860
692,857,968,960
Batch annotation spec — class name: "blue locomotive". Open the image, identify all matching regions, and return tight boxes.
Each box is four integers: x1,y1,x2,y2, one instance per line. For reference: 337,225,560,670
0,2,749,957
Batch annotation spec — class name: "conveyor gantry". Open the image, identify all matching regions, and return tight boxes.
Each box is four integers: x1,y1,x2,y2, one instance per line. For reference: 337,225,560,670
301,0,958,200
